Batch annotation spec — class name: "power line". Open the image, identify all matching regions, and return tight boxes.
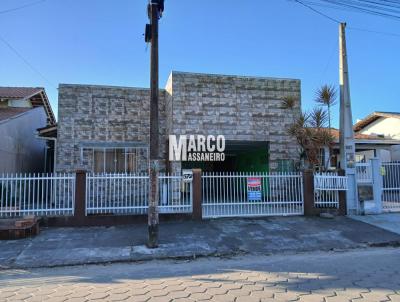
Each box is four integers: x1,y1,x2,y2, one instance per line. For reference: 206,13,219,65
293,0,341,22
301,0,400,21
0,0,46,15
291,0,400,37
0,34,56,88
348,26,400,37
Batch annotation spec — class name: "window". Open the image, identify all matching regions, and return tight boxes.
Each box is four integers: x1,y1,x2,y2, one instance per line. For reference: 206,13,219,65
277,159,294,172
91,148,148,173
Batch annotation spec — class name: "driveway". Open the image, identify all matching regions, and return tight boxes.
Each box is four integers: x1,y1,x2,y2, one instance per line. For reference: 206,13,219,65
1,216,400,269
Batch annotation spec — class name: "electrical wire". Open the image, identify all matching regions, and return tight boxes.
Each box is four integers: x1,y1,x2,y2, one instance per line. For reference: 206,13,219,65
291,0,400,37
294,0,341,23
300,0,400,21
0,0,46,15
0,34,56,88
347,26,400,37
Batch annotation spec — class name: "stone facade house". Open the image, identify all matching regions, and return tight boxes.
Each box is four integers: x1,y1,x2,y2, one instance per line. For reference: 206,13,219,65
56,71,301,173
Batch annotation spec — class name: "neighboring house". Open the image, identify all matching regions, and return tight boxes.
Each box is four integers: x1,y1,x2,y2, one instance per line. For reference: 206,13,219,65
56,71,301,173
37,123,57,172
0,87,56,173
318,128,400,169
354,112,400,162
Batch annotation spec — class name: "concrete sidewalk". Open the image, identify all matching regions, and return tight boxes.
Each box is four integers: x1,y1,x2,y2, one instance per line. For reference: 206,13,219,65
351,213,400,235
1,216,400,269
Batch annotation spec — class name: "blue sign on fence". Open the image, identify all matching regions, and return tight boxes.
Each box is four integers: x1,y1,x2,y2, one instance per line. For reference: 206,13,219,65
247,177,262,201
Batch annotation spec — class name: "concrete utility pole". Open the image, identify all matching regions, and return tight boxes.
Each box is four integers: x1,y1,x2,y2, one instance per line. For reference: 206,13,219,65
145,0,164,248
339,22,359,215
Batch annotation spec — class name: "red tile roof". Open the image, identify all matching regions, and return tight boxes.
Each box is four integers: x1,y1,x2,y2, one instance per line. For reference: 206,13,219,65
0,87,43,99
327,128,385,140
0,107,32,122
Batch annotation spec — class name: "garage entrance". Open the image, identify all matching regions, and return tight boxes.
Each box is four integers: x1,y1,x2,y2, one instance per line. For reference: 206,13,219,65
182,141,269,172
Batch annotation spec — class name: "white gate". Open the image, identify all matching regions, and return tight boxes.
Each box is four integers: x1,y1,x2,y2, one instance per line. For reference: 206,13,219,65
382,162,400,212
202,172,304,218
356,162,373,184
314,172,348,208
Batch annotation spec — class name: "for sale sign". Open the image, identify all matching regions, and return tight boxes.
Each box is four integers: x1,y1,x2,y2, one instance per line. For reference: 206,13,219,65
247,177,262,201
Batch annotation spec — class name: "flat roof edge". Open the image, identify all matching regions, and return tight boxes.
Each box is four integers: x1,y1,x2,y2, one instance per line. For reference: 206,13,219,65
170,71,301,82
59,83,166,92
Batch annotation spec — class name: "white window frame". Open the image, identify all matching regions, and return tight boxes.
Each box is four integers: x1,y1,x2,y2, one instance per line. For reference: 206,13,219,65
80,146,149,173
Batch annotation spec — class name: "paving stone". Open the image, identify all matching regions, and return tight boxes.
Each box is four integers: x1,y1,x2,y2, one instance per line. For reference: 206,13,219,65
273,291,302,301
184,286,208,294
388,294,400,302
164,291,189,300
297,293,326,302
107,293,131,301
124,296,151,302
207,294,236,302
129,289,150,296
325,296,352,302
235,296,260,302
147,297,172,302
24,296,51,302
65,298,89,302
225,289,250,297
0,292,16,299
204,287,228,296
86,292,109,300
186,293,212,301
360,291,393,301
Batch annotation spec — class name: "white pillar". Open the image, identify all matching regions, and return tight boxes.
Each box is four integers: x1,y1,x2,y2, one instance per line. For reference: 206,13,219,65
323,147,330,170
371,157,383,214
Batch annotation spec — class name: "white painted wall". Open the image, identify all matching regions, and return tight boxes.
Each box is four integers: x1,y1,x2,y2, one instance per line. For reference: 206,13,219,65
359,117,400,139
358,117,400,162
391,145,400,161
356,150,375,162
0,107,47,173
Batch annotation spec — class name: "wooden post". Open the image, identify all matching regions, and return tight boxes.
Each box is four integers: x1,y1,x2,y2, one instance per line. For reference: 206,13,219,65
74,170,86,224
338,169,347,216
303,169,315,216
147,1,163,248
192,169,202,220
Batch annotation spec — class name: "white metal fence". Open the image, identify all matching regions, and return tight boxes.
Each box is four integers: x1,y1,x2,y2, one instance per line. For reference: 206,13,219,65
85,173,193,215
0,173,75,217
356,162,373,184
314,172,348,208
86,173,149,215
159,173,192,213
382,162,400,212
201,172,304,218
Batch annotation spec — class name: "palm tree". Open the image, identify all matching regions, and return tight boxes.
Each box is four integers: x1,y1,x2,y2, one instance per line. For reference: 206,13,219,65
281,95,298,111
283,101,334,170
315,85,337,131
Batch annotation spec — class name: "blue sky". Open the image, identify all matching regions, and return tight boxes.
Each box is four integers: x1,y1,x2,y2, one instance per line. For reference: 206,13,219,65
1,0,399,127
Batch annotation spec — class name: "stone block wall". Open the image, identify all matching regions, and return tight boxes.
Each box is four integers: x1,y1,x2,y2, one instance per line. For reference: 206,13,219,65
56,72,301,173
56,84,167,172
167,72,301,171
